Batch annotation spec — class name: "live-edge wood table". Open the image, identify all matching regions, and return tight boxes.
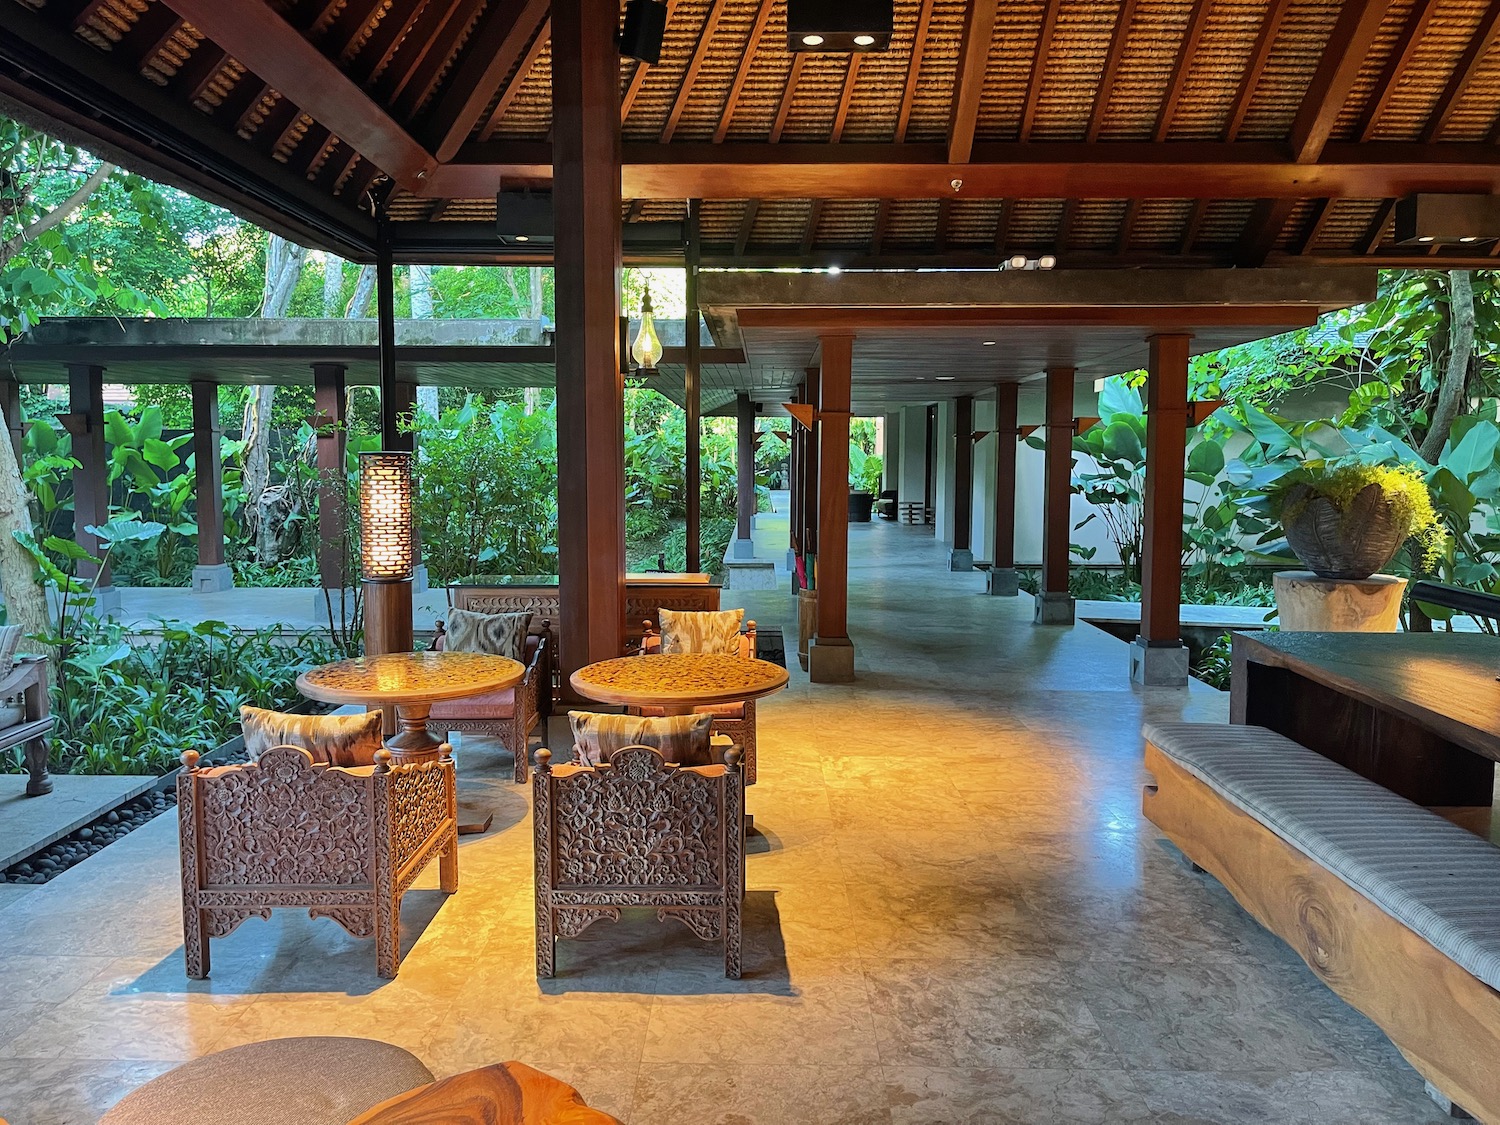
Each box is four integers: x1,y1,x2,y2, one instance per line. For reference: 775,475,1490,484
1231,631,1500,809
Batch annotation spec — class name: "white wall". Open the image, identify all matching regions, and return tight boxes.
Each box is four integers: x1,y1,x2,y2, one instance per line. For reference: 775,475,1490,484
897,403,927,508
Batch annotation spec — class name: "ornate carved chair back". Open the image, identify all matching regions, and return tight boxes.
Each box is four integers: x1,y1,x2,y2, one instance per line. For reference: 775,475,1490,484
532,745,744,979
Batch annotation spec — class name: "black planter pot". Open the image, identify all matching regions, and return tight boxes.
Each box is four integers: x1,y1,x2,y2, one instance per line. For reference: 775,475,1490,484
848,492,875,522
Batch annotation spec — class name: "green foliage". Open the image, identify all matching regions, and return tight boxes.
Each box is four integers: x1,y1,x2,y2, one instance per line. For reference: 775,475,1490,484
848,446,883,493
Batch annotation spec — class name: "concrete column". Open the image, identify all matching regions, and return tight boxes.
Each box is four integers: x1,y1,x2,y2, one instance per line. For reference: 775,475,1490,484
988,382,1021,596
732,391,755,559
809,334,855,683
1131,334,1192,686
1036,367,1076,625
949,394,975,570
312,362,350,610
897,404,927,517
190,380,233,593
933,399,956,547
882,411,900,494
63,363,117,612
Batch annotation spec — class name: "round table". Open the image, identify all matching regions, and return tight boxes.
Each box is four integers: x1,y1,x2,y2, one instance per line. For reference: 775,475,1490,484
297,651,524,765
570,653,789,716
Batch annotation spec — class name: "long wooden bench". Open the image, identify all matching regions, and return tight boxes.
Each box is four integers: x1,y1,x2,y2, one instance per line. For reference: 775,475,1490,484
1143,721,1500,1122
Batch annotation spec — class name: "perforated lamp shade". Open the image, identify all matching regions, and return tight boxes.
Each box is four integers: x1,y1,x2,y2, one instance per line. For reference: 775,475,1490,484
359,451,414,582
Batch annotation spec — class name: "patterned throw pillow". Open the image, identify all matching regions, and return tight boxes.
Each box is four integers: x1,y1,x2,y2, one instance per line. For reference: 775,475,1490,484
445,609,529,661
568,711,715,767
240,706,385,768
658,608,745,655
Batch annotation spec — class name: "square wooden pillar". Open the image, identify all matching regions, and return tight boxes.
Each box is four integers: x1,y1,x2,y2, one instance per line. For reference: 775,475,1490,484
732,392,756,559
1036,366,1076,625
988,382,1020,596
801,365,820,565
685,199,702,573
190,380,233,593
63,363,115,604
810,334,855,683
312,362,349,597
553,0,626,685
1132,334,1192,686
949,394,975,571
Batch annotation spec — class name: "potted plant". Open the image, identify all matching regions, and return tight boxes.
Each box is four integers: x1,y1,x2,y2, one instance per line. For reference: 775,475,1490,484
847,447,882,523
1269,461,1443,580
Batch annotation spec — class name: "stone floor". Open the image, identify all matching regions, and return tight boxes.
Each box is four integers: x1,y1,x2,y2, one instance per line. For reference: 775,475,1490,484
0,522,1451,1124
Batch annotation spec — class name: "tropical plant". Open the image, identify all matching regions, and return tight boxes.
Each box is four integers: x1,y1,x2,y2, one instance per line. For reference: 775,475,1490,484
848,446,882,493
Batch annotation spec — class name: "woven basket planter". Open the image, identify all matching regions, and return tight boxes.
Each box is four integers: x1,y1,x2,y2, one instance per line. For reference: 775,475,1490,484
1281,483,1407,581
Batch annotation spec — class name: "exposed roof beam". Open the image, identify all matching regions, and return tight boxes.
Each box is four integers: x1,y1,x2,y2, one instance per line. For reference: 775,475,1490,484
712,0,772,143
621,0,678,122
897,0,936,142
770,54,805,142
480,17,549,141
1178,199,1208,254
1153,0,1211,141
1421,0,1500,142
431,141,1500,201
155,0,435,186
734,200,759,256
662,0,724,142
736,307,1326,331
345,0,429,81
1115,198,1141,255
1086,0,1137,142
1225,0,1292,140
1293,198,1334,255
1020,1,1061,142
993,198,1011,253
1360,199,1396,254
949,0,997,162
117,4,184,69
424,0,548,161
1357,0,1437,142
389,0,482,121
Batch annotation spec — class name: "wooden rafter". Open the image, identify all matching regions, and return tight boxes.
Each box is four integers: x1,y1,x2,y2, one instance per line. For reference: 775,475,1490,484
800,201,822,255
949,0,997,162
252,97,304,154
1055,198,1077,252
992,198,1011,253
770,54,805,142
1153,0,1211,142
65,0,111,31
390,0,483,121
880,0,936,261
1420,0,1500,142
662,0,725,142
621,0,676,123
1357,0,1437,142
830,55,862,143
118,5,184,70
1115,198,1141,256
1360,198,1396,254
171,42,228,103
1292,198,1333,255
348,0,430,80
712,0,772,143
1224,0,1292,140
479,18,549,141
154,0,434,185
934,198,951,251
871,200,890,252
1086,0,1137,142
425,0,548,160
1179,199,1208,255
1020,1,1062,142
734,200,759,256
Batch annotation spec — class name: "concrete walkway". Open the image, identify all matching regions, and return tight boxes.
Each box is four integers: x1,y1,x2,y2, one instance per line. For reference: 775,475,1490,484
0,522,1447,1124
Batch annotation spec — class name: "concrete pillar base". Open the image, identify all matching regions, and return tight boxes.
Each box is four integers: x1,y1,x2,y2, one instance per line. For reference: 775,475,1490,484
1425,1081,1475,1120
947,548,974,572
90,585,121,617
1130,638,1190,687
191,564,235,593
808,637,855,683
1273,571,1406,632
986,567,1020,597
412,564,430,595
731,537,756,560
1033,591,1075,625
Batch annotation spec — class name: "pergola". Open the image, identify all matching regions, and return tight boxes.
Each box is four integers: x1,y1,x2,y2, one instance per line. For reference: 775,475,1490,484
1,0,1496,685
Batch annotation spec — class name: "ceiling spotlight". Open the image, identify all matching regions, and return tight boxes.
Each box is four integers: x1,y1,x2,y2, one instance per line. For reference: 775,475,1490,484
1038,254,1057,270
802,33,825,45
787,0,893,51
950,178,963,192
514,234,529,242
936,376,955,381
1418,235,1435,243
1460,236,1479,243
1395,194,1500,245
1007,254,1027,270
827,265,842,276
854,34,876,45
982,341,996,346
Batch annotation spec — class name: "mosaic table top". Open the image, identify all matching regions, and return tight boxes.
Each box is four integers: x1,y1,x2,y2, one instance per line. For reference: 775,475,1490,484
297,651,524,706
570,653,789,708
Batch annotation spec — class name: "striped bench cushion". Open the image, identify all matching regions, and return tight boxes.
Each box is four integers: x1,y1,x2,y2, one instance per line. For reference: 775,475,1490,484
1144,720,1500,992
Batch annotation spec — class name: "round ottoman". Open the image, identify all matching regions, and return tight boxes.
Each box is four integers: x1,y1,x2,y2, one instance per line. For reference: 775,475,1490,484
99,1037,434,1125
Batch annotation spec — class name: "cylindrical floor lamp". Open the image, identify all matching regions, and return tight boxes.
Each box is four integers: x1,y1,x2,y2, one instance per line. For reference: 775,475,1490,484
359,451,414,657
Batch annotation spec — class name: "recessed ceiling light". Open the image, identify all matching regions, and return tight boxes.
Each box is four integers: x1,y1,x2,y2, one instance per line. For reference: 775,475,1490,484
1037,254,1057,269
936,376,955,381
1418,235,1435,243
827,265,842,276
514,234,529,242
853,33,876,45
802,33,824,45
1460,236,1479,243
1007,254,1027,269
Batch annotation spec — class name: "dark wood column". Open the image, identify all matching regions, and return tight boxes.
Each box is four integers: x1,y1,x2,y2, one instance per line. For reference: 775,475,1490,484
988,381,1020,596
553,0,626,681
733,391,755,558
949,393,975,570
810,333,855,683
190,380,233,592
1,374,22,473
684,199,702,573
312,362,349,593
1133,333,1192,685
64,363,110,589
376,222,401,448
801,365,820,563
1036,366,1075,624
789,383,803,570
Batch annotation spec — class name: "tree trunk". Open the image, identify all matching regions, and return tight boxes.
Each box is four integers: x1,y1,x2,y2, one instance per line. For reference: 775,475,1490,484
346,264,375,318
0,401,52,650
410,265,440,419
1420,270,1476,464
243,235,307,552
529,267,544,320
322,253,343,316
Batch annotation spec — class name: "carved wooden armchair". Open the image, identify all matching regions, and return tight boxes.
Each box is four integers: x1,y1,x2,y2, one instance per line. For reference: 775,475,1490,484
430,620,551,784
638,618,760,784
533,744,745,979
0,654,54,797
176,744,458,979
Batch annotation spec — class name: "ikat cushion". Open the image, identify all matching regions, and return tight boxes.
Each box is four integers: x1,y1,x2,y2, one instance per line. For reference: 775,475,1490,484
239,706,385,769
657,608,745,655
568,710,715,767
445,609,530,661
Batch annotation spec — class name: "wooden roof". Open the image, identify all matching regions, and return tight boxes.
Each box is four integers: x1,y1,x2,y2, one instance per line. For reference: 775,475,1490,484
4,0,1500,268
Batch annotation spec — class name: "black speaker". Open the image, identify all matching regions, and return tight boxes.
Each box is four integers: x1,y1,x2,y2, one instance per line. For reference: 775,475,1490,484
620,0,667,65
